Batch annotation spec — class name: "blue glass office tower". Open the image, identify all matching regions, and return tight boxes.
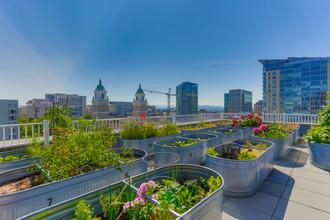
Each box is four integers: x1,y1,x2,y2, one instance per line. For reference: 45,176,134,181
176,82,198,115
224,89,252,113
259,57,330,114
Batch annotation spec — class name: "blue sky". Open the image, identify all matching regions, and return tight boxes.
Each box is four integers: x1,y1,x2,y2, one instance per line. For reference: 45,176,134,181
1,0,330,107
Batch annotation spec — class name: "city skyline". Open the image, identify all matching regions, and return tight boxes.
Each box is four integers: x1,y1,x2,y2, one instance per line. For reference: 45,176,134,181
1,1,330,107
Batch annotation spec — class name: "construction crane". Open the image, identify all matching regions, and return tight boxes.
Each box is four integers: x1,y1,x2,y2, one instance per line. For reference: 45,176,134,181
143,88,177,115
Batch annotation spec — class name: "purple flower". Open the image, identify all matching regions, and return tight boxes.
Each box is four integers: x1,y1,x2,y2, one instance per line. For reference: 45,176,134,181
137,189,143,197
123,201,134,210
148,181,156,188
253,128,260,134
151,194,158,199
140,182,148,193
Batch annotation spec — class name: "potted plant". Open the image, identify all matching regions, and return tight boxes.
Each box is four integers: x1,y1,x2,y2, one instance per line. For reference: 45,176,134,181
154,136,205,164
208,128,242,145
20,165,224,220
304,92,330,170
231,113,264,138
205,139,274,197
252,124,293,159
0,149,35,173
0,127,147,220
119,120,180,154
280,123,301,145
180,119,217,135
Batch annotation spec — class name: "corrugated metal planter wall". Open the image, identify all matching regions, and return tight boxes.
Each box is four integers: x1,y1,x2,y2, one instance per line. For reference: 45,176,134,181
308,142,330,171
119,134,179,154
291,126,301,145
19,165,224,220
208,128,242,145
252,133,293,159
154,137,206,164
205,140,274,197
0,149,147,220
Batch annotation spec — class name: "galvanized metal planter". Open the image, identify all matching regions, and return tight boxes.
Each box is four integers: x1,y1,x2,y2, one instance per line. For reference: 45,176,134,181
119,134,179,154
154,137,206,164
309,142,330,171
291,126,301,145
205,141,273,197
231,139,275,180
20,165,224,220
208,128,242,145
0,149,147,220
0,150,35,173
180,126,215,135
240,127,255,139
252,133,293,159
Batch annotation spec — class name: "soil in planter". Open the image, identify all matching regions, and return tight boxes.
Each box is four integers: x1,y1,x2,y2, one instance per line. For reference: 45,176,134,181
220,145,263,160
0,173,43,194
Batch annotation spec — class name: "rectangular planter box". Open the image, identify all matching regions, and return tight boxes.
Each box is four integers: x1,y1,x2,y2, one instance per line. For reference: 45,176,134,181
205,141,274,197
19,165,224,220
0,150,35,173
119,134,179,154
0,149,147,220
231,139,275,181
208,128,242,145
154,137,206,164
309,142,330,171
291,126,301,145
181,133,218,162
252,133,293,159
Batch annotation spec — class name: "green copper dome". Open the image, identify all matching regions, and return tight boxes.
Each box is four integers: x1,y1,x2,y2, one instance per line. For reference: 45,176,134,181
96,79,105,90
136,83,144,94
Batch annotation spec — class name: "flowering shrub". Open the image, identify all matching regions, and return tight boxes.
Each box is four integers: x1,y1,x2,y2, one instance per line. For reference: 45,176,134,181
120,121,180,140
304,92,330,144
232,113,263,127
253,123,291,139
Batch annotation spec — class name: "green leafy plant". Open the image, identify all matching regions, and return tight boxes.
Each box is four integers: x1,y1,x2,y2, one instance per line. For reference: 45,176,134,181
237,152,257,160
253,123,291,139
172,139,199,146
206,146,219,157
181,119,216,130
71,200,100,220
244,141,269,149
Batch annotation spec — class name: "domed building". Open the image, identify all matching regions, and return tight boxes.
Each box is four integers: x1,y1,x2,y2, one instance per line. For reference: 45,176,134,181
92,79,110,119
133,84,148,117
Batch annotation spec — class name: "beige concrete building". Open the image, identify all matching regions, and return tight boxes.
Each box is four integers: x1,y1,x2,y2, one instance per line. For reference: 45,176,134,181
133,84,148,117
91,79,110,119
26,98,53,119
254,100,263,113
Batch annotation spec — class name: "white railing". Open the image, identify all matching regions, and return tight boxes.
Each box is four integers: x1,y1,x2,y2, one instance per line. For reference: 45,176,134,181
0,113,319,148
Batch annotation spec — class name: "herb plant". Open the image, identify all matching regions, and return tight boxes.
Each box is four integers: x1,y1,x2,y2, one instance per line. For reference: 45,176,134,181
206,146,219,157
172,139,199,146
71,200,100,220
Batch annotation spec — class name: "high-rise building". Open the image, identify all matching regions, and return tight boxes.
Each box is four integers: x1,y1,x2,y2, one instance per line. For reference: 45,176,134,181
133,84,148,117
259,57,330,114
26,98,53,119
254,100,263,113
224,89,252,113
45,93,86,118
109,101,133,117
91,79,110,119
0,100,18,141
176,82,198,115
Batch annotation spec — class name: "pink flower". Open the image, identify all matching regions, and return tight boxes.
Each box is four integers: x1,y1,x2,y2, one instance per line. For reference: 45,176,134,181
123,201,134,210
140,183,148,193
259,125,267,131
134,196,145,205
151,194,158,199
253,128,260,134
148,181,156,188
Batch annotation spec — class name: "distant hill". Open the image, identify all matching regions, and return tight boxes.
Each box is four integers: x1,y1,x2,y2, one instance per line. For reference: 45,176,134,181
154,105,224,112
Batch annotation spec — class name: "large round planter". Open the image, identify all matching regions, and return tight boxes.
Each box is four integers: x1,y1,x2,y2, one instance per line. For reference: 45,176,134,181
181,133,218,162
252,133,293,159
309,142,330,171
205,141,273,197
119,133,179,154
291,126,301,145
154,137,206,164
208,128,242,145
180,126,216,135
0,149,147,220
20,165,224,220
0,150,35,173
231,139,275,180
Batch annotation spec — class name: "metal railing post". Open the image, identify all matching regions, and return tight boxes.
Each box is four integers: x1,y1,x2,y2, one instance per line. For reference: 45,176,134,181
282,113,286,124
43,119,49,145
173,115,177,125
